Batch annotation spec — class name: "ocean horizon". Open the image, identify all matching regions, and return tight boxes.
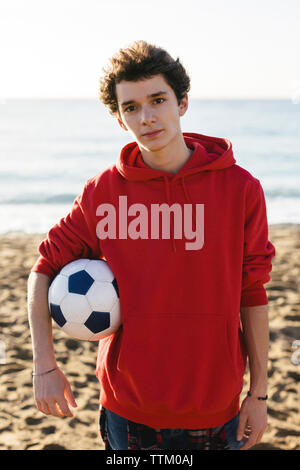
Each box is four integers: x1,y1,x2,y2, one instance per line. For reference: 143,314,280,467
0,98,299,234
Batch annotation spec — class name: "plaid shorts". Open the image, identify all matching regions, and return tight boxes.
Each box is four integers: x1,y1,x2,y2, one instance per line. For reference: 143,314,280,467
99,405,243,450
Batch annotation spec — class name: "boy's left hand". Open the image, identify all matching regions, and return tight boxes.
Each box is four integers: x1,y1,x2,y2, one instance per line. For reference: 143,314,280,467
236,395,268,450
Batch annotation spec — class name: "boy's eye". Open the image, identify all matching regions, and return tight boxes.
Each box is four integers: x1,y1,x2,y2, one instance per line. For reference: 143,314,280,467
124,105,135,113
154,98,165,104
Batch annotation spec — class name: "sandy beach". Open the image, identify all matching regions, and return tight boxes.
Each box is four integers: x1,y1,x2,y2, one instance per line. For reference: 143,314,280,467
0,224,300,450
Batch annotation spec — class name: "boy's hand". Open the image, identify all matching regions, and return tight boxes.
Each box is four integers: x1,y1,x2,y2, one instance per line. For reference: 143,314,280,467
237,395,268,450
33,367,77,418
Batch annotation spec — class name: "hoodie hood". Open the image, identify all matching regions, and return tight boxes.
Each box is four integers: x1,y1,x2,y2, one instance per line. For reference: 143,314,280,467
116,132,236,182
116,132,236,252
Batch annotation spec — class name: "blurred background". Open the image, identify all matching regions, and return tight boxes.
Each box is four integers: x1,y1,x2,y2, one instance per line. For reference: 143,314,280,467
0,0,300,451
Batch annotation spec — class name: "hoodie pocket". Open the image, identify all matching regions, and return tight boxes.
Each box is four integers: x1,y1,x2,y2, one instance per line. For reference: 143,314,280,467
116,313,244,414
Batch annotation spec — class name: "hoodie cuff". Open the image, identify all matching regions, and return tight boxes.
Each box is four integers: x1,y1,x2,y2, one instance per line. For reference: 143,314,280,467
30,256,56,280
240,284,268,307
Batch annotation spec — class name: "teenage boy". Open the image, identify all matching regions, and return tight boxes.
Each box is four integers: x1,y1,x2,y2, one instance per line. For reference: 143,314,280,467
28,40,275,450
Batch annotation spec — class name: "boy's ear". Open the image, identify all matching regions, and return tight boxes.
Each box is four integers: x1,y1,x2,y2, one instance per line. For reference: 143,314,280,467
117,115,128,131
178,93,189,117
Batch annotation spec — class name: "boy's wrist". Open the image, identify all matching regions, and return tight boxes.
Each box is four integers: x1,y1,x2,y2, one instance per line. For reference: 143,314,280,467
247,390,268,400
32,366,59,377
248,381,268,397
33,354,57,372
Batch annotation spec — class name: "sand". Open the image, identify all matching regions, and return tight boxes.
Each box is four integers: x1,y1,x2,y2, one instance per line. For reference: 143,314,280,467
0,225,300,450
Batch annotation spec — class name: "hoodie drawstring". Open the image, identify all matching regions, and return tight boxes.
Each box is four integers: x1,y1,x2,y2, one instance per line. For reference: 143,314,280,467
163,176,177,252
163,175,197,253
180,176,197,229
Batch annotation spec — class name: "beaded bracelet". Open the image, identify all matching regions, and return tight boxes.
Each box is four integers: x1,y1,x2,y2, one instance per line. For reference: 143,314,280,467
247,391,268,400
32,366,59,377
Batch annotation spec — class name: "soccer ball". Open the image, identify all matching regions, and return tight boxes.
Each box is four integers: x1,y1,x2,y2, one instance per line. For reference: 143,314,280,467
48,258,121,341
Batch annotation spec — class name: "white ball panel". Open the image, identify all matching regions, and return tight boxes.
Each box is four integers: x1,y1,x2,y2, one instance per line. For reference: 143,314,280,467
110,298,122,329
61,293,92,323
91,329,113,341
86,281,118,311
49,274,69,305
60,258,90,276
62,322,94,341
85,259,115,282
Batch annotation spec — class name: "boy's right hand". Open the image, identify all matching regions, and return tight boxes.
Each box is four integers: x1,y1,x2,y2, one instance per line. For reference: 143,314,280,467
33,367,78,418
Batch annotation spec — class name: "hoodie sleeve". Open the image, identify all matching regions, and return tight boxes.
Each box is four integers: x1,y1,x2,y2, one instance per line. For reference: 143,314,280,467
30,181,101,280
240,178,275,307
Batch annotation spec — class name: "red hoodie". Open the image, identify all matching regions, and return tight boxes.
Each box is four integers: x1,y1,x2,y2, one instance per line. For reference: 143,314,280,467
31,132,275,429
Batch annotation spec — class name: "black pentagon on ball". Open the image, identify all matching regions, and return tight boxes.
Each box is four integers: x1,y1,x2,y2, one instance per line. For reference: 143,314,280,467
50,303,67,327
68,270,94,295
84,311,110,334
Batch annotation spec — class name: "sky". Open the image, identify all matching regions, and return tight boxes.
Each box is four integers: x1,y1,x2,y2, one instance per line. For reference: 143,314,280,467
0,0,300,100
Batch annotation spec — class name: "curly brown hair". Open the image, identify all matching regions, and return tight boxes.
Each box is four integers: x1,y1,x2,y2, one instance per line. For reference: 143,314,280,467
99,40,191,116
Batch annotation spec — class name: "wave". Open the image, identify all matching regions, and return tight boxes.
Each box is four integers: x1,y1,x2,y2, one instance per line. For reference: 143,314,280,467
0,194,78,204
265,189,300,198
1,189,300,205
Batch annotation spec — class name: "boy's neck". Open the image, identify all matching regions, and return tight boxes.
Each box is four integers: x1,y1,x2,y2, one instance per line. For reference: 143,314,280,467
139,132,193,175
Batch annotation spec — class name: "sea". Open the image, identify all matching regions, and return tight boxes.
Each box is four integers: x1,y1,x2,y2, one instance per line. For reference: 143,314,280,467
0,98,299,234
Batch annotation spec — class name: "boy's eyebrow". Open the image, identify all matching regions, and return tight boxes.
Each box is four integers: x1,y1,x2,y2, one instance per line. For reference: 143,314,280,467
120,91,169,108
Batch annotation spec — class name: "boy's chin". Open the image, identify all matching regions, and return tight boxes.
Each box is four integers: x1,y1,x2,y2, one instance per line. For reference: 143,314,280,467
140,144,168,154
138,138,170,154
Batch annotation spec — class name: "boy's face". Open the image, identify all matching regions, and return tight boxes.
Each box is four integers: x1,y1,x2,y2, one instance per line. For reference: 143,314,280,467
115,74,188,153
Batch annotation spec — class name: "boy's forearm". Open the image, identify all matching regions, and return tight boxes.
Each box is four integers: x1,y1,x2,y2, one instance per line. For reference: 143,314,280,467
240,304,269,395
27,271,57,372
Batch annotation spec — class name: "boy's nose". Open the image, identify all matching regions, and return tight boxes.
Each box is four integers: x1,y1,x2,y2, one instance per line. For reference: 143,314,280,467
140,106,156,125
